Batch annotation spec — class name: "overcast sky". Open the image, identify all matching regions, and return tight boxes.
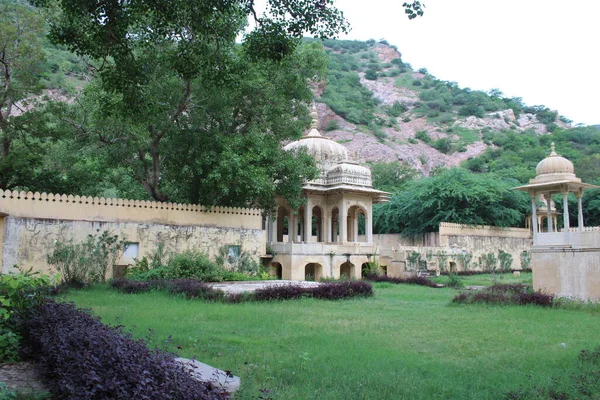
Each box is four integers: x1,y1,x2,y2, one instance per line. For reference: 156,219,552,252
335,0,600,126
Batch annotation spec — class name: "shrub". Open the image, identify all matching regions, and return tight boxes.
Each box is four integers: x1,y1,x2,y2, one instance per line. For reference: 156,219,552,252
312,281,373,300
415,130,432,144
324,119,339,131
0,269,56,362
165,250,224,282
365,69,378,80
47,231,124,284
520,251,531,269
23,301,228,399
433,137,453,154
364,273,438,288
386,101,408,117
128,266,169,281
254,284,310,301
452,284,553,307
110,278,154,294
446,273,464,289
167,279,225,302
498,250,513,272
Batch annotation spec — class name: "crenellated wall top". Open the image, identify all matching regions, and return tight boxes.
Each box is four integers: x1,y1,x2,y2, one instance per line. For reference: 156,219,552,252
0,189,263,229
439,222,531,239
0,189,261,216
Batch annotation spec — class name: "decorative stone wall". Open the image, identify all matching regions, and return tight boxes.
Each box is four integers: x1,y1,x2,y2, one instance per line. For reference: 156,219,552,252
0,190,265,275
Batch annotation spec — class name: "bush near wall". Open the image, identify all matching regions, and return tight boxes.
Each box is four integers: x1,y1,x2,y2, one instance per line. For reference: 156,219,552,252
23,300,229,400
0,269,55,362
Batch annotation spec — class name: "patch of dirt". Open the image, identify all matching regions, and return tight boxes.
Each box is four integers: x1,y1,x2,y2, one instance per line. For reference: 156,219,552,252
0,362,49,393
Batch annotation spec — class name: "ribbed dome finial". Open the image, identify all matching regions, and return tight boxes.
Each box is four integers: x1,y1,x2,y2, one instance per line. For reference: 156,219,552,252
550,142,557,156
310,103,319,130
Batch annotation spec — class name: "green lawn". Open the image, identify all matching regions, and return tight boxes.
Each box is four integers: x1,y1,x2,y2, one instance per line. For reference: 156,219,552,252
61,276,600,399
432,272,533,287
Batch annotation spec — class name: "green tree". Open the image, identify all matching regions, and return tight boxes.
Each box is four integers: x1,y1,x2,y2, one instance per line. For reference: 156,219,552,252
370,161,421,193
35,0,346,207
0,0,47,189
373,168,529,235
60,43,324,209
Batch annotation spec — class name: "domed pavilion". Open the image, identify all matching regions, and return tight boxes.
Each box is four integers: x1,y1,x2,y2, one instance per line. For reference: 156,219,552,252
513,143,600,300
266,107,390,281
514,143,599,246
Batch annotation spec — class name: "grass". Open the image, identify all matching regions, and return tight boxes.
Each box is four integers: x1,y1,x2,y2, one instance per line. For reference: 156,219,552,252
452,126,481,147
432,272,533,287
60,275,600,399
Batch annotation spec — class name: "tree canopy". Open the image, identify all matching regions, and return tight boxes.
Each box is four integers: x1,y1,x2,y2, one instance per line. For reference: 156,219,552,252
373,168,530,236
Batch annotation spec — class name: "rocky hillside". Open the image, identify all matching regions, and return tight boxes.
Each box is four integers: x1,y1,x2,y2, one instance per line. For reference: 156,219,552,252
310,39,570,175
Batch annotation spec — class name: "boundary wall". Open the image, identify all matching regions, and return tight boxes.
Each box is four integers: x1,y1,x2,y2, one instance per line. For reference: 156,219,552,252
374,222,532,272
0,190,265,275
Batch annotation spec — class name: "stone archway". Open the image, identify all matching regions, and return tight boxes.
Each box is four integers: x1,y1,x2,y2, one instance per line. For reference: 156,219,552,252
330,207,339,242
305,263,323,281
312,206,324,242
270,262,283,280
347,205,368,243
340,262,355,279
276,206,290,242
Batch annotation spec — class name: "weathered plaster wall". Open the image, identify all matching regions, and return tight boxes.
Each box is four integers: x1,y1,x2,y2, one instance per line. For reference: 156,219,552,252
372,223,532,271
0,190,265,275
532,249,600,301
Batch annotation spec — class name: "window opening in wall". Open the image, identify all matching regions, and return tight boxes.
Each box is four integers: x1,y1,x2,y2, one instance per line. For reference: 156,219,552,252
123,242,139,264
227,245,241,264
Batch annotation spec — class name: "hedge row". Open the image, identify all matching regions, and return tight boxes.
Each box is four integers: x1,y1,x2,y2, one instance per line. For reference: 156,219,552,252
23,300,229,400
452,284,554,307
111,279,374,302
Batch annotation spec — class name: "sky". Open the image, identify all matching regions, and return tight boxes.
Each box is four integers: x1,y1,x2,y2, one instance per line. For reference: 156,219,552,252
335,0,600,126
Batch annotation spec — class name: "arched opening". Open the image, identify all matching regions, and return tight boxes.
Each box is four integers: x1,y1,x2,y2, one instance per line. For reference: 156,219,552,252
330,207,339,242
449,261,457,273
276,206,290,242
270,262,283,280
297,206,305,242
347,205,368,243
305,263,323,281
381,265,388,276
312,206,323,242
341,262,355,279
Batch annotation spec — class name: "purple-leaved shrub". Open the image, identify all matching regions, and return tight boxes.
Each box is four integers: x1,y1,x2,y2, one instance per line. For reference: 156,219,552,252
311,281,373,299
23,300,229,400
452,284,553,307
363,273,439,288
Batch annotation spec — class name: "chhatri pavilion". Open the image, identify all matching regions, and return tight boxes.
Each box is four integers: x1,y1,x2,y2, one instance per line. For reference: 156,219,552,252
265,108,390,280
514,143,600,300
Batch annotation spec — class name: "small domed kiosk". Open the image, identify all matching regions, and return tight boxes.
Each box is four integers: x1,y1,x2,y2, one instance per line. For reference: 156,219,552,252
513,143,600,300
514,143,599,246
267,106,390,281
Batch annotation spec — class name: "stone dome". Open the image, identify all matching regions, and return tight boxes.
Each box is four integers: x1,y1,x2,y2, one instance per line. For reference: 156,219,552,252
536,143,575,176
283,108,349,165
530,143,580,185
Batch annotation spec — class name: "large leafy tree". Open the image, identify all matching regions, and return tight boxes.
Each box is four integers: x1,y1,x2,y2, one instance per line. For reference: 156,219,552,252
373,168,530,236
32,0,348,207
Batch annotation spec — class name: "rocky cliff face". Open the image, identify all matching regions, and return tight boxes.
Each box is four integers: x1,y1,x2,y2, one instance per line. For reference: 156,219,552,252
314,41,569,175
